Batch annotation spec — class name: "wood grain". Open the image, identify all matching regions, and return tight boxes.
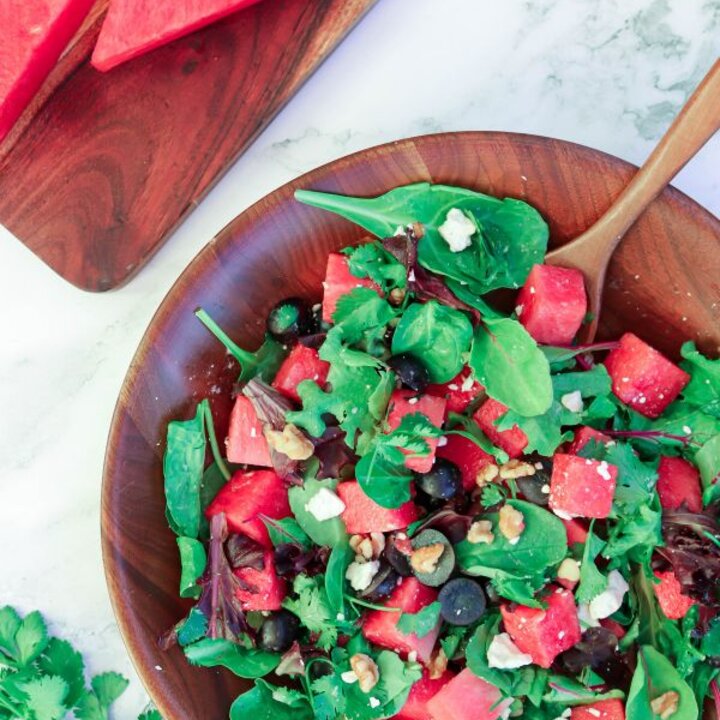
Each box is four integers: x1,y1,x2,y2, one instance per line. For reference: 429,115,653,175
0,0,377,291
102,132,720,720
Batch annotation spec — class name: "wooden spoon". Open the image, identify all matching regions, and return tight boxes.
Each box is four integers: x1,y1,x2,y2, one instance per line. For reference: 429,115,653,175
546,58,720,342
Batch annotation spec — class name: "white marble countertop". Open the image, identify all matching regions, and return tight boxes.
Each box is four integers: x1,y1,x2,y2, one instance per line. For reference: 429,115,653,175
1,0,718,715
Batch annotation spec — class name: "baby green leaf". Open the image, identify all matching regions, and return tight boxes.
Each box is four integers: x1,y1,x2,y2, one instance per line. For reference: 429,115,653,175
184,638,280,678
177,537,207,599
325,541,354,615
230,679,313,720
288,479,348,547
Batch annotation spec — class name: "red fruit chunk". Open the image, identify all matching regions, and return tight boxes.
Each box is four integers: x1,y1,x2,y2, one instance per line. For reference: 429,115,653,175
604,333,689,418
234,550,286,611
653,570,696,620
571,699,626,720
515,264,587,345
337,481,418,534
225,395,272,467
205,469,290,546
362,577,440,664
322,253,380,323
562,517,590,546
271,344,330,403
549,453,618,519
656,456,703,513
473,398,528,459
436,432,494,492
387,390,447,473
1,0,95,142
501,586,581,668
396,670,455,720
427,367,483,413
426,669,511,720
91,0,262,71
566,426,611,456
600,619,627,640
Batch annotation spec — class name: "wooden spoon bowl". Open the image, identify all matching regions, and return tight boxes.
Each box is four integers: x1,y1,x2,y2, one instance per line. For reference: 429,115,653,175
102,131,720,720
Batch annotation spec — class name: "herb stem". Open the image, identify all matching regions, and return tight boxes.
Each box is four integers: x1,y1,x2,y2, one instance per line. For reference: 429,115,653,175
344,595,401,612
195,308,255,368
202,399,231,481
604,429,698,446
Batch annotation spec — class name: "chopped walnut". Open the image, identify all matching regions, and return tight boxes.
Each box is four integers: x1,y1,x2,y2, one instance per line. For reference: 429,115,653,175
650,690,680,719
264,423,314,460
467,520,494,544
557,558,581,584
498,504,525,544
411,221,425,239
476,463,500,487
499,459,536,480
350,533,385,560
410,543,445,574
427,647,448,680
350,653,379,693
389,288,407,306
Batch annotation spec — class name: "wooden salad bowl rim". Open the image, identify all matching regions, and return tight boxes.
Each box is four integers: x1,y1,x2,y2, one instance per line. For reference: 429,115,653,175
102,131,720,719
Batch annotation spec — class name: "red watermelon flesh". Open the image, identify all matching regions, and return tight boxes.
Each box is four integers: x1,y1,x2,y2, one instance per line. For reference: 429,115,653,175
549,453,618,519
1,0,95,142
566,426,611,456
473,398,528,458
426,669,510,720
234,549,286,611
386,390,447,473
427,367,483,413
396,670,455,720
271,343,330,404
604,333,689,418
91,0,262,72
337,481,418,534
600,619,627,640
562,517,590,546
436,432,494,492
653,570,696,620
322,253,381,323
515,264,587,345
225,395,272,467
571,699,626,720
362,577,440,663
205,469,290,546
656,456,702,513
501,586,581,668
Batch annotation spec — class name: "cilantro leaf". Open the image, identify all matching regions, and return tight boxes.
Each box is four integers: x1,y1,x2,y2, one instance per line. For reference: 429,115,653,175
15,611,49,667
229,679,313,720
138,710,163,720
344,242,406,293
680,341,720,417
75,672,129,720
37,638,85,706
20,675,68,720
397,602,442,638
575,525,607,604
480,483,507,508
282,575,338,651
311,672,347,720
0,606,21,662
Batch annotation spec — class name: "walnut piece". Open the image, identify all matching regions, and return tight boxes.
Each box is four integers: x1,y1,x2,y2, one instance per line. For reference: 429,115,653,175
389,288,407,306
499,459,536,480
476,463,500,487
264,423,314,460
427,647,448,680
349,533,385,560
410,543,445,574
498,504,525,544
557,558,581,584
467,520,494,544
350,653,379,693
650,691,680,719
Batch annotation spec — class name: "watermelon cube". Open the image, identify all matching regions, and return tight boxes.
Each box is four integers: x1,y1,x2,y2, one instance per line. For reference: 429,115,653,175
271,344,330,404
396,670,455,720
225,395,272,467
322,253,381,323
599,619,627,640
653,570,696,620
205,469,290,546
562,517,590,546
515,264,587,345
0,0,95,142
566,426,611,456
362,577,440,664
337,481,418,534
549,453,618,519
500,586,581,668
426,669,511,720
473,399,528,459
571,699,626,720
436,432,495,492
427,367,483,413
387,390,447,473
604,333,689,418
234,549,286,611
656,456,702,513
91,0,262,72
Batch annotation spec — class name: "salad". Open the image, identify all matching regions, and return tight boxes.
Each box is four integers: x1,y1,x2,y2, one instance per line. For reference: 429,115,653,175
161,182,720,720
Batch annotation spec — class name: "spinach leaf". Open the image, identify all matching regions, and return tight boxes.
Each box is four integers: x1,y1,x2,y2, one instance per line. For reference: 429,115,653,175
397,602,442,639
680,341,720,417
391,301,473,383
262,517,312,550
469,317,553,417
198,462,229,539
230,679,313,720
325,541,353,616
288,479,348,547
176,537,207,599
184,638,279,678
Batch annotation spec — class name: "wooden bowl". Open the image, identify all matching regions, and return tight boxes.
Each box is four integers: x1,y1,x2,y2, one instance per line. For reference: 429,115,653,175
102,132,720,719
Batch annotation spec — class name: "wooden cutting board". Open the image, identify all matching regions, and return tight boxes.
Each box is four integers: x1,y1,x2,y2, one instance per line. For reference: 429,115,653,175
0,0,377,291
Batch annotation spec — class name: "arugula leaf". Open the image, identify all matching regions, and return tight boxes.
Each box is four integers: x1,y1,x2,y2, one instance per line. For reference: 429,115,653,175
282,575,338,651
288,479,348,547
177,537,207,599
575,526,608,604
391,301,473,383
184,638,279,678
19,675,68,720
230,679,313,720
262,517,312,550
469,317,553,417
397,602,442,639
680,341,720,417
344,242,407,293
325,541,353,616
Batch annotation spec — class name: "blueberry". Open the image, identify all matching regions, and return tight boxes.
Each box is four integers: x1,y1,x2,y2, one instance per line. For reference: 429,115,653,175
438,578,487,625
385,535,413,577
516,457,551,506
267,298,313,343
258,610,300,653
410,529,456,587
388,353,430,392
360,564,399,601
416,459,462,500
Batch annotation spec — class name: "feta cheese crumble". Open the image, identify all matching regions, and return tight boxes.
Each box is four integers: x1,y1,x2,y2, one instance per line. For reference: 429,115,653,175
305,487,346,522
588,570,629,620
346,560,380,591
597,461,612,481
438,208,476,252
487,632,533,669
560,390,583,413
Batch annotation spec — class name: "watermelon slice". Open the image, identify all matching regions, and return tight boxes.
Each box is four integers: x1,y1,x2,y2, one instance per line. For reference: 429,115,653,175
271,344,330,404
426,669,510,720
604,333,689,418
656,456,702,513
337,481,418,534
91,0,262,71
396,670,455,720
436,432,495,492
515,264,587,345
234,549,286,611
571,699,625,720
322,253,381,323
362,577,440,663
500,586,581,668
1,0,95,141
473,398,528,458
566,426,611,455
600,618,627,640
653,570,696,620
205,469,290,546
427,367,483,413
549,453,618,519
562,517,590,546
225,395,272,467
